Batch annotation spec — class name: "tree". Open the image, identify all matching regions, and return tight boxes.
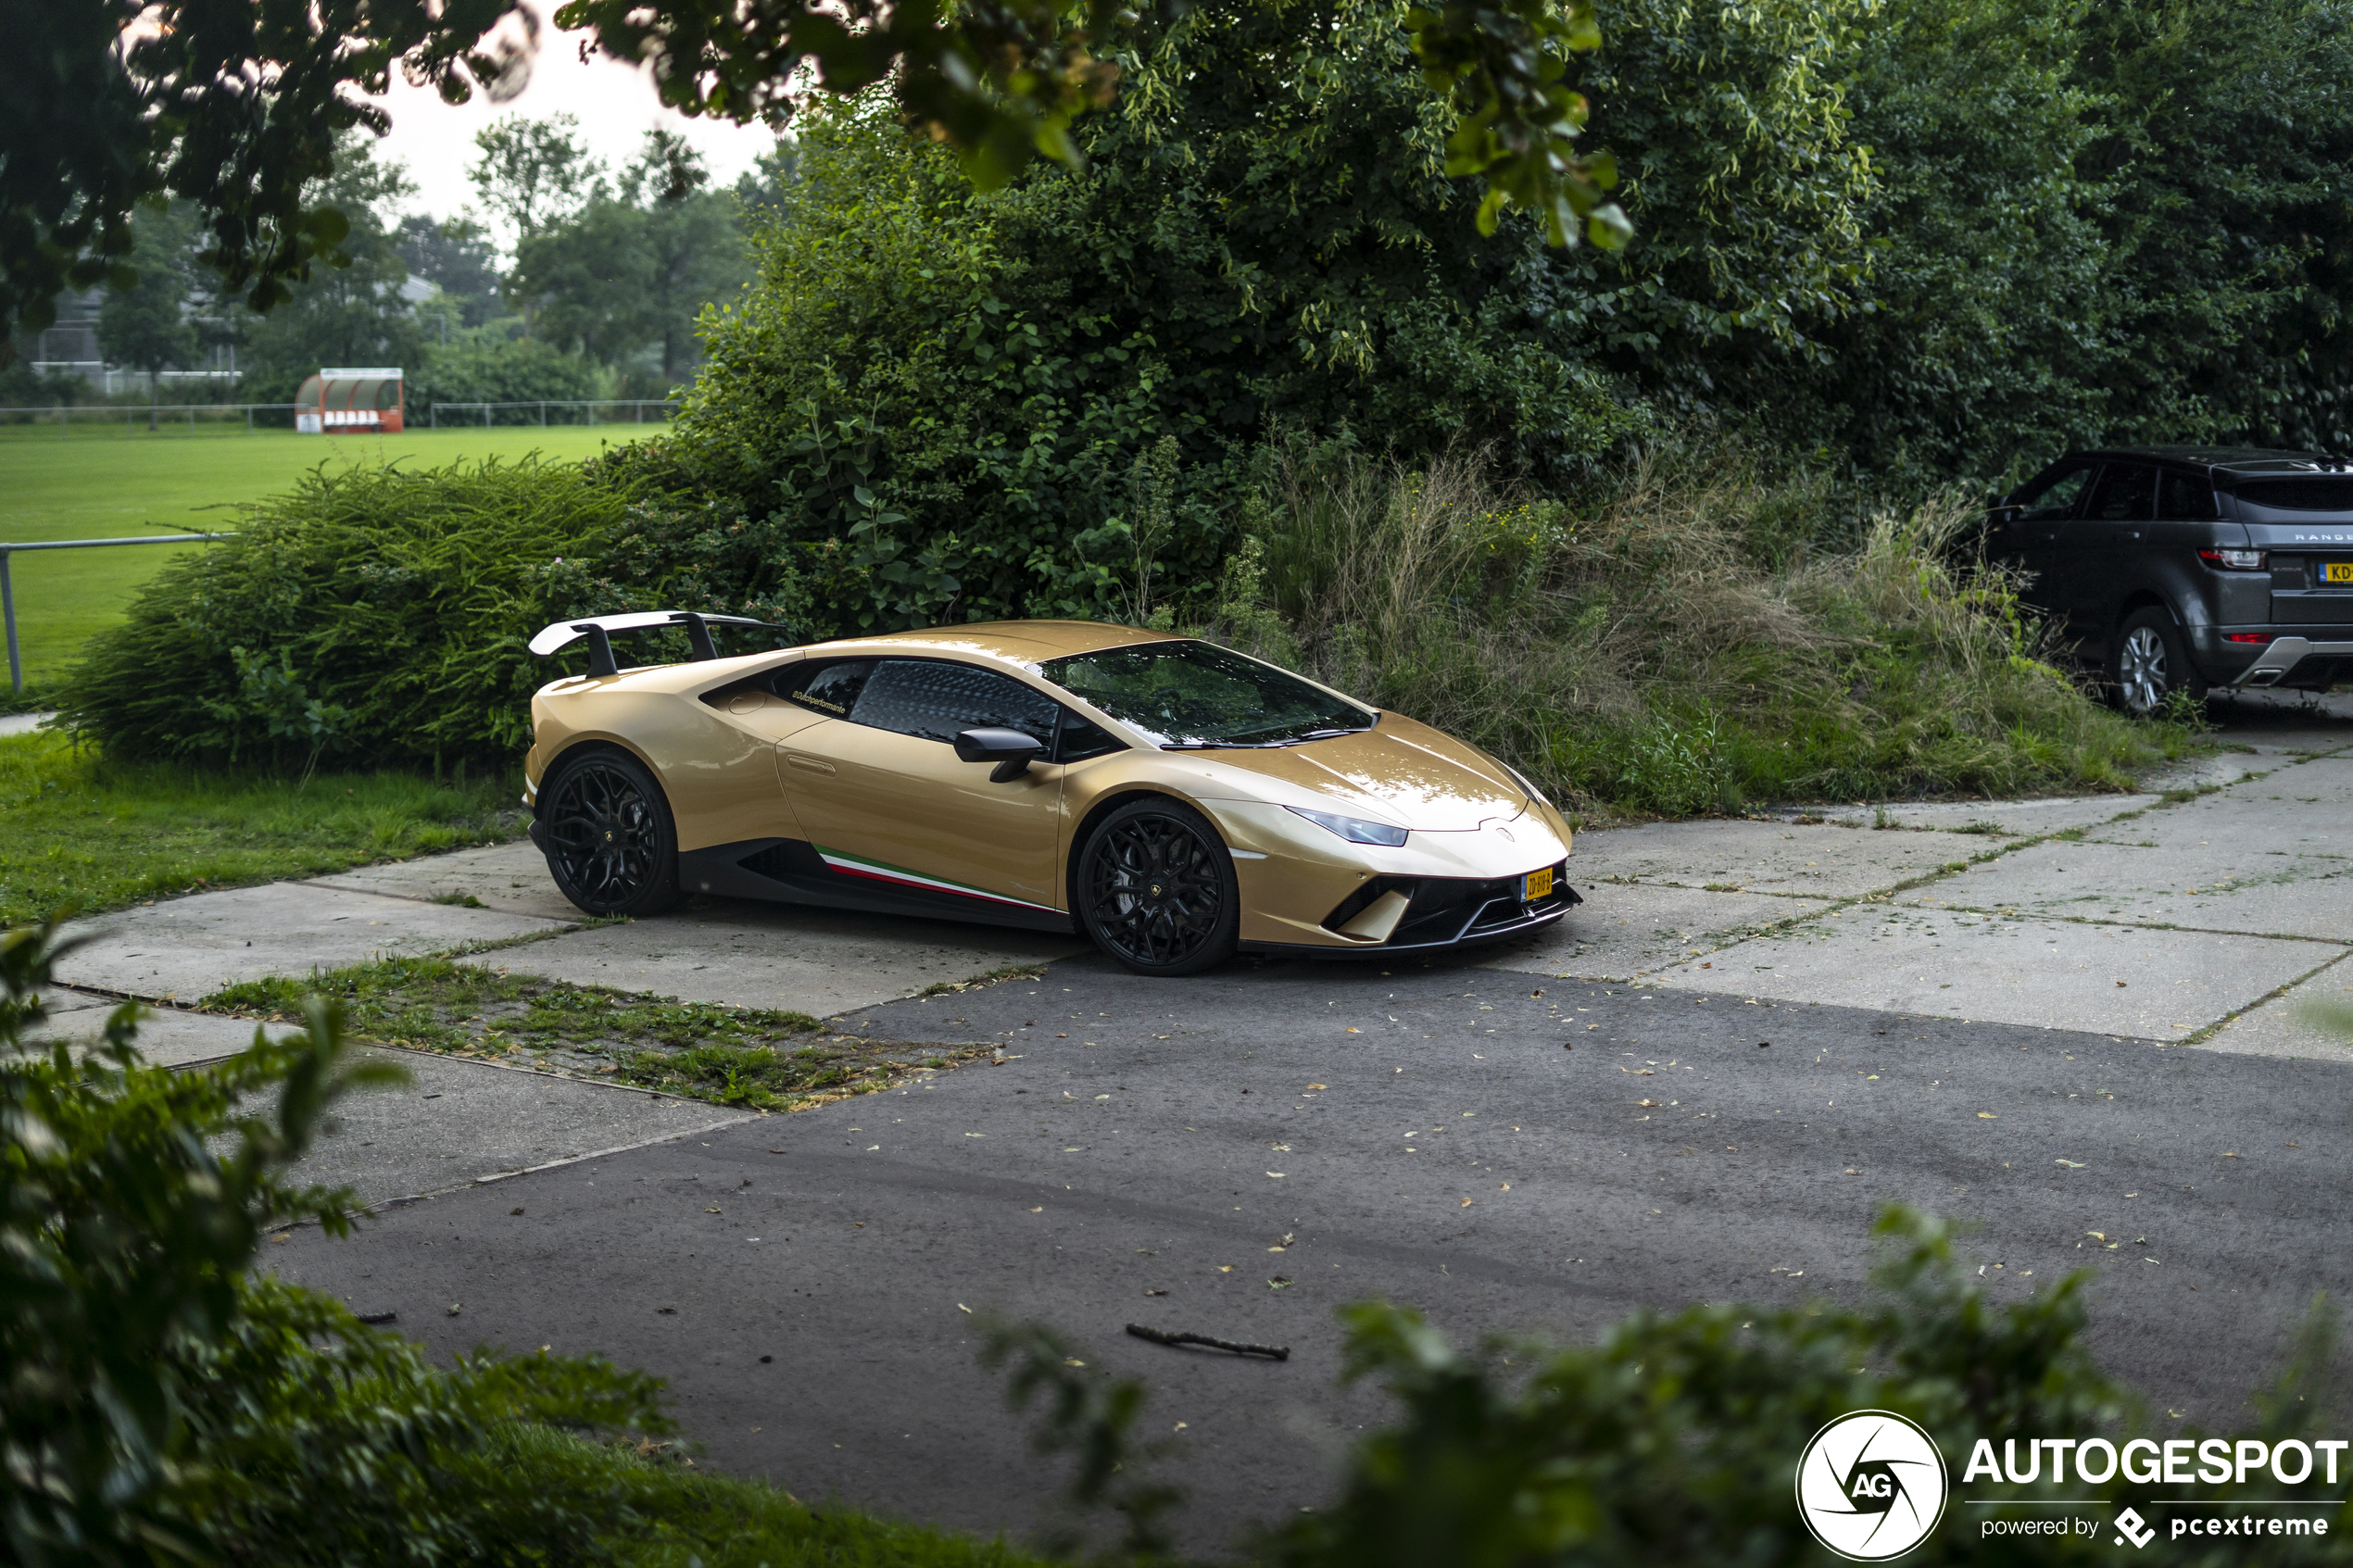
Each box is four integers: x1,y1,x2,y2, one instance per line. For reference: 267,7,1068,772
95,201,201,422
468,111,601,256
511,130,749,385
233,138,425,402
733,144,801,220
653,0,1878,631
5,0,1623,362
393,214,503,327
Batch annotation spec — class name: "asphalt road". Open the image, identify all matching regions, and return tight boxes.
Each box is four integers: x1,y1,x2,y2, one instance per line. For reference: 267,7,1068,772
275,949,2353,1556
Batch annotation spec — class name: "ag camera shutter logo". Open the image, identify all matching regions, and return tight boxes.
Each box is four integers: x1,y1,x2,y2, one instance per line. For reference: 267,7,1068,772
1796,1411,1950,1561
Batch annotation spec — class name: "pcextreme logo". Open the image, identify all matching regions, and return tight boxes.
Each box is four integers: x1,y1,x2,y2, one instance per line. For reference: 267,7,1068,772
1796,1411,1951,1561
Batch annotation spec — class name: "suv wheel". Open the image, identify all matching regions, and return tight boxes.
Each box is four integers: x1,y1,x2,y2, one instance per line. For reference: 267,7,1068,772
2111,607,2207,719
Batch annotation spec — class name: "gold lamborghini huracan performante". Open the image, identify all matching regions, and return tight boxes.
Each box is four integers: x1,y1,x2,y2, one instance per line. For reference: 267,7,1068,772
521,614,1579,977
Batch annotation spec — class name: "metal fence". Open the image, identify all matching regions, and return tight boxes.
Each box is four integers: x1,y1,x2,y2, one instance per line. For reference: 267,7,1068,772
0,403,300,433
0,398,680,433
1,533,233,691
427,399,680,428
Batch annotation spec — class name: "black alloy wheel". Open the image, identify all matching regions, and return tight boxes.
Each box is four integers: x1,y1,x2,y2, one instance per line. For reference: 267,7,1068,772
539,749,681,917
2110,605,2207,719
1077,798,1239,976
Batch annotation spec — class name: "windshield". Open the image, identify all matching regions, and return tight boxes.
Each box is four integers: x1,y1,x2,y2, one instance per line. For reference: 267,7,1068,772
1039,641,1374,748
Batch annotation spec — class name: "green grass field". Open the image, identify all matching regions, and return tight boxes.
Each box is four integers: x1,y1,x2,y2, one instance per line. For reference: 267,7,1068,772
0,729,525,926
0,423,655,688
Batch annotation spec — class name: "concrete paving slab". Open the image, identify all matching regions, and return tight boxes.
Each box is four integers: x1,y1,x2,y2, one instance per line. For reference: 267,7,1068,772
40,985,113,1015
307,839,580,922
502,899,1088,1018
1905,834,2353,942
1480,884,1831,982
24,1003,266,1068
288,1047,755,1209
2205,754,2353,806
1641,905,2335,1038
2203,951,2353,1066
2085,785,2351,854
1791,796,2157,836
0,711,55,738
1570,818,2001,899
56,883,568,1002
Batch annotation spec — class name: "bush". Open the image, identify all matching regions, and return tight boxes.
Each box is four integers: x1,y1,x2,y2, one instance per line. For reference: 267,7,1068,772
1201,433,2191,813
53,430,2192,806
1262,1210,2348,1567
0,922,674,1564
415,328,617,415
53,458,635,767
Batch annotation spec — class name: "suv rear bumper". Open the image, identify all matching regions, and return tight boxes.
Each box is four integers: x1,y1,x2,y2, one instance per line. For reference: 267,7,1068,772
2226,634,2353,688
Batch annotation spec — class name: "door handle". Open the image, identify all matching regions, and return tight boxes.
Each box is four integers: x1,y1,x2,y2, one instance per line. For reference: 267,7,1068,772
783,752,837,775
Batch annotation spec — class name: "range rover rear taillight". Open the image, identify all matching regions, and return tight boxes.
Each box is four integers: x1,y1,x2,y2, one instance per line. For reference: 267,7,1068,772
2198,547,2267,571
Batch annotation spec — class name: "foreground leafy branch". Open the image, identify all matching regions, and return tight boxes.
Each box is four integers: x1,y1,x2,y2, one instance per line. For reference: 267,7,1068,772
0,922,671,1566
5,0,1622,350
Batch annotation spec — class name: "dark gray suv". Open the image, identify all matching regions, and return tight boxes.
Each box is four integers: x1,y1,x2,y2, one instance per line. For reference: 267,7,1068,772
1989,445,2353,715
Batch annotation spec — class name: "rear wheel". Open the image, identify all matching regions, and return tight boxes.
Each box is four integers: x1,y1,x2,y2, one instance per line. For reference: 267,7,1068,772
1076,798,1239,976
2111,606,2207,719
539,748,681,917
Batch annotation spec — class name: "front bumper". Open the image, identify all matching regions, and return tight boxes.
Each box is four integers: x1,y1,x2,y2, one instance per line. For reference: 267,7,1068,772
2230,635,2353,688
1239,861,1580,958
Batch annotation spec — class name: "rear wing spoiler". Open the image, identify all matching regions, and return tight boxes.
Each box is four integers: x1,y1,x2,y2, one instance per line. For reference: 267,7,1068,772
529,611,790,677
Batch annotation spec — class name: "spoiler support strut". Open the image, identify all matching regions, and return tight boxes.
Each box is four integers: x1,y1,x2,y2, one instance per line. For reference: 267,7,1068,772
529,611,788,674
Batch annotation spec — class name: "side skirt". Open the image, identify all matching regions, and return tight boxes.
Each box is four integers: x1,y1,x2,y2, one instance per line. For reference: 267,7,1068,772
675,837,1077,936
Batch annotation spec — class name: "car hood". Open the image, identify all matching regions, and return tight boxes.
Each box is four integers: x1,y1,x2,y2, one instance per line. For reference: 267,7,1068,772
1186,715,1526,831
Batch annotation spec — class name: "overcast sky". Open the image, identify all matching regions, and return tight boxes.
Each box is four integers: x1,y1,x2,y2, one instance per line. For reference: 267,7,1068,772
367,3,783,224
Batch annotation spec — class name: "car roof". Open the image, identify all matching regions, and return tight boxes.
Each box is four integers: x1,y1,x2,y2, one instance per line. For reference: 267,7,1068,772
799,620,1189,664
2071,445,2347,477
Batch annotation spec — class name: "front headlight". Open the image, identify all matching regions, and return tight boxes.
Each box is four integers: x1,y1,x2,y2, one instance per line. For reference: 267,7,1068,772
1287,806,1409,847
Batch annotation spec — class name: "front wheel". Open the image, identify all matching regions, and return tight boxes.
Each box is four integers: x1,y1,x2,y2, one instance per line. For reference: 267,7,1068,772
1076,798,1239,977
2110,606,2207,719
538,748,681,918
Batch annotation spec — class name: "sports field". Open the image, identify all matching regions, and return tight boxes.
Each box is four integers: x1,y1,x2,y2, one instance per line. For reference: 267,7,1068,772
0,423,653,690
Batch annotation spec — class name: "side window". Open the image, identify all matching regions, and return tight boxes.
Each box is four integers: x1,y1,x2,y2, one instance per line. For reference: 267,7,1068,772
1055,709,1126,764
849,659,1061,745
2084,463,2158,521
2014,462,2095,521
782,659,874,717
2158,470,2220,521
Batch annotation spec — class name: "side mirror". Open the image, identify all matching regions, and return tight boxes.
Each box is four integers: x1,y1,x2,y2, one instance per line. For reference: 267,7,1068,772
955,726,1045,782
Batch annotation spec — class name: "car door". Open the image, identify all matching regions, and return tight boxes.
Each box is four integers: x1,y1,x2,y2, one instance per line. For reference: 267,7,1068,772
777,657,1070,916
1998,458,2097,618
2070,461,2158,644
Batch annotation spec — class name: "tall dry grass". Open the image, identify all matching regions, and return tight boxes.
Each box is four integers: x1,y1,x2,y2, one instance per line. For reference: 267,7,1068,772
1199,434,2194,817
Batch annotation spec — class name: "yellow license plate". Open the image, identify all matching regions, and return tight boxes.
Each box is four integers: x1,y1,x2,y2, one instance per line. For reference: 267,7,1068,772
2324,562,2353,583
1523,868,1554,901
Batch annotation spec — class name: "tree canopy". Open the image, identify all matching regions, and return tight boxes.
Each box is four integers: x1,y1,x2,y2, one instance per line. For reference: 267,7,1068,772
2,0,1625,362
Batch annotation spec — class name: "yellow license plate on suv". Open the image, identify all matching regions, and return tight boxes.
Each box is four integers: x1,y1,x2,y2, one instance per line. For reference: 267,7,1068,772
2324,562,2353,583
1523,868,1554,901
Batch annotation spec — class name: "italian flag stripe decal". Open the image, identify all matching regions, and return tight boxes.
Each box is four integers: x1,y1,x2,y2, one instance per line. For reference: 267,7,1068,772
814,845,1061,912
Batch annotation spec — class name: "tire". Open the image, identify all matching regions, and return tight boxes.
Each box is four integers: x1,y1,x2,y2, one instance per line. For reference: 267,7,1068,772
537,748,682,918
2110,606,2207,719
1075,797,1239,976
